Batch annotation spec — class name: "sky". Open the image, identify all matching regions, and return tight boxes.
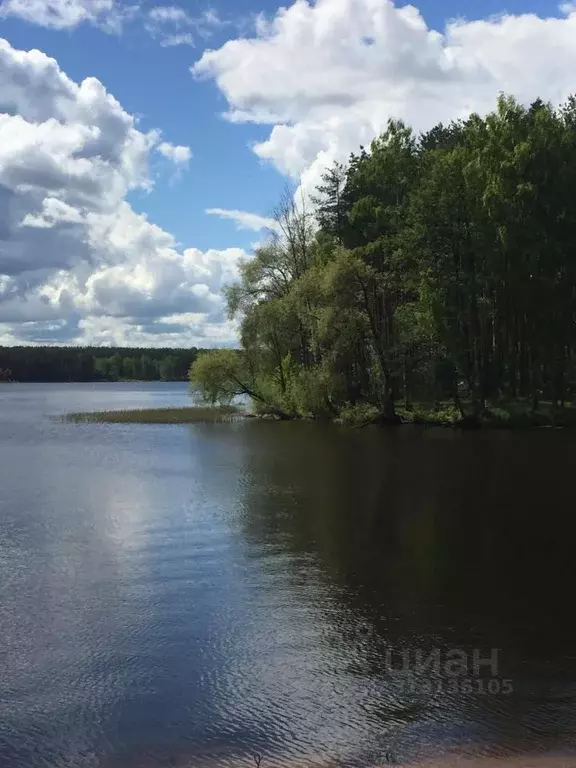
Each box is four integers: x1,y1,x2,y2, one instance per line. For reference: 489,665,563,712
0,0,575,347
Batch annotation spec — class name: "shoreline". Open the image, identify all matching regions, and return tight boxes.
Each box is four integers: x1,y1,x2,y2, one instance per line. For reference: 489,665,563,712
63,404,576,429
398,756,576,767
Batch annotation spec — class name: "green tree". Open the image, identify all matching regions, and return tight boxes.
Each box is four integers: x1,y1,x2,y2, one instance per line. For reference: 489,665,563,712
189,349,270,408
311,162,348,245
159,355,178,381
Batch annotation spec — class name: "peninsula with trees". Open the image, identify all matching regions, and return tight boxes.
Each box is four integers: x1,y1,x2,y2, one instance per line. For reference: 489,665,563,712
189,96,576,429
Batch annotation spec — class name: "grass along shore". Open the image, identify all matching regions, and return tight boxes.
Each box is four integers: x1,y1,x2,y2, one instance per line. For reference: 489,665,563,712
396,400,576,430
64,405,244,424
63,400,576,428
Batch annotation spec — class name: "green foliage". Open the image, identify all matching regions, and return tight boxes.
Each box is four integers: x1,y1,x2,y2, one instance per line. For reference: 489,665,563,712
189,349,245,405
197,94,576,426
284,361,339,418
0,346,201,382
158,355,179,381
310,162,348,244
339,403,381,427
400,404,462,426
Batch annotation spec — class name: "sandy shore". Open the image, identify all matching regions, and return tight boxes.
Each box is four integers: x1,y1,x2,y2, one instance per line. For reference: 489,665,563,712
400,756,576,767
103,751,576,768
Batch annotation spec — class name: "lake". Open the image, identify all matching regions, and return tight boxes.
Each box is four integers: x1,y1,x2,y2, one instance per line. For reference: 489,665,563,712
1,382,576,768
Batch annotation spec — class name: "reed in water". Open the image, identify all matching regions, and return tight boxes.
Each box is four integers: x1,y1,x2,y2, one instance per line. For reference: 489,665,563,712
64,405,243,424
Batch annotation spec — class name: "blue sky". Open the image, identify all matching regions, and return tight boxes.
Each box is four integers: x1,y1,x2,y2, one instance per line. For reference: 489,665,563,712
0,0,574,346
0,3,287,254
0,0,561,251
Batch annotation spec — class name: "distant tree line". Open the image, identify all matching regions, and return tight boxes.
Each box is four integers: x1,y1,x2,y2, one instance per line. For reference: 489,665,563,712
0,347,204,382
190,96,576,424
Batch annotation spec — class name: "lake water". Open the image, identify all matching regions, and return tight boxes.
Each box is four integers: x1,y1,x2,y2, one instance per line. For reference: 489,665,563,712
1,383,576,768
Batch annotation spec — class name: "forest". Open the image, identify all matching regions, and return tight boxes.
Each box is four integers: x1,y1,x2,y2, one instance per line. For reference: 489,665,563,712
0,347,203,383
190,96,576,426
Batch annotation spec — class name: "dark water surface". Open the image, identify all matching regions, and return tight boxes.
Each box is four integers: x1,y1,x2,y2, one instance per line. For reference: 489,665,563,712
1,383,576,768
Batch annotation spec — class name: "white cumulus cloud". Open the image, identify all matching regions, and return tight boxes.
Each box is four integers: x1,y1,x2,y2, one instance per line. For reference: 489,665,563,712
206,208,280,233
157,141,192,167
0,37,245,346
193,0,576,194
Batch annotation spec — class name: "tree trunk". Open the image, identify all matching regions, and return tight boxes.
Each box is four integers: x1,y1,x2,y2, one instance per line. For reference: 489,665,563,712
382,380,401,424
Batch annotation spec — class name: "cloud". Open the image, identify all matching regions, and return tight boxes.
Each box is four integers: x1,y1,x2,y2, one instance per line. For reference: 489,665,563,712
0,0,221,45
159,33,195,47
193,0,576,194
206,208,279,233
0,37,245,346
0,0,132,31
157,141,192,167
148,5,188,23
75,314,238,348
145,5,224,47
